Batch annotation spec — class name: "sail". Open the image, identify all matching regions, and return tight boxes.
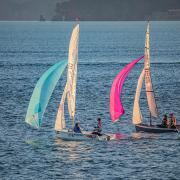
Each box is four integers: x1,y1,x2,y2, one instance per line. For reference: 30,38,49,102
25,59,67,128
144,23,159,118
67,24,79,122
110,56,144,122
55,83,68,131
132,69,145,124
54,24,79,131
71,62,77,119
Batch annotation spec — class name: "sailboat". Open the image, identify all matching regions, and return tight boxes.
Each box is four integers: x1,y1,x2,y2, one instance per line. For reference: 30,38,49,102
25,24,111,141
132,22,179,133
54,24,97,141
110,22,179,133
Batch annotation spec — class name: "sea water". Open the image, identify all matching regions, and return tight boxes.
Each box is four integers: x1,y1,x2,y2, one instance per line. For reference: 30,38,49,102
0,21,180,179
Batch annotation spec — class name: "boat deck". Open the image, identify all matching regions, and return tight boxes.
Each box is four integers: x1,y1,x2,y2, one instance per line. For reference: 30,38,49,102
135,124,180,133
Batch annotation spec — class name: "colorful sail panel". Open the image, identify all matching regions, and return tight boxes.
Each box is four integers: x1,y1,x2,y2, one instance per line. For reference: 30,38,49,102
110,56,144,122
67,24,79,122
144,23,159,118
25,59,67,128
132,69,145,124
55,83,68,131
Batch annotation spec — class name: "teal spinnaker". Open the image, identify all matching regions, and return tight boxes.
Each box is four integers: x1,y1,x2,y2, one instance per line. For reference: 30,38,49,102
25,59,67,128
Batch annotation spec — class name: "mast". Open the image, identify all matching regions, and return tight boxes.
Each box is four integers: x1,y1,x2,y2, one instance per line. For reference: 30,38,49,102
149,112,152,126
144,22,159,124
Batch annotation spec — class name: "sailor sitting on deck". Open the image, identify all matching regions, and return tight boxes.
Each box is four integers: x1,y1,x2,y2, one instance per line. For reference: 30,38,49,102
92,118,102,136
161,114,168,128
73,122,82,133
169,113,176,129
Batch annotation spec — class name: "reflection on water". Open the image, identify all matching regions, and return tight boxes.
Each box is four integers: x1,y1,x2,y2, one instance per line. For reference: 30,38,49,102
25,138,43,147
55,137,93,162
131,132,159,140
55,138,81,161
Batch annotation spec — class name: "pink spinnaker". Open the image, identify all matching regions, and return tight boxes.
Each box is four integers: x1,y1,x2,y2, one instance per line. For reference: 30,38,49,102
110,56,144,122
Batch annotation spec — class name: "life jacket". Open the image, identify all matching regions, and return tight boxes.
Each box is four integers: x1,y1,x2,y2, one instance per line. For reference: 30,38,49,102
169,116,176,127
73,126,81,133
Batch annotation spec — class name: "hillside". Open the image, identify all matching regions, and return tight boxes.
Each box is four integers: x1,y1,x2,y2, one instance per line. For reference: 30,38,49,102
0,0,180,21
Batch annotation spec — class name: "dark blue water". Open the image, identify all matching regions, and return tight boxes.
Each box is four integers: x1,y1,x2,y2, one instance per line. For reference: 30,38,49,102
0,21,180,179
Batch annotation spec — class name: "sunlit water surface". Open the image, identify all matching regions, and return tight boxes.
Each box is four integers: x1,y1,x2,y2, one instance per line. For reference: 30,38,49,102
0,21,180,179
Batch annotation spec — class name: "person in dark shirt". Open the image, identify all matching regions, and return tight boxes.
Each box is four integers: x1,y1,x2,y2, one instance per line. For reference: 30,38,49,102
161,114,168,128
92,118,102,136
169,113,176,129
97,118,102,132
73,122,82,133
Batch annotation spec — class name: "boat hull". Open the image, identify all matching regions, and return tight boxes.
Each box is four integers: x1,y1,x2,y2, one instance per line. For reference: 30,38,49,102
135,124,179,133
56,129,111,141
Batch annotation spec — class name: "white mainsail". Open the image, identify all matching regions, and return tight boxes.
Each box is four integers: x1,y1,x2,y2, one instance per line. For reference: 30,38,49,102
55,83,68,131
144,22,158,118
132,69,145,124
55,24,79,131
67,24,79,124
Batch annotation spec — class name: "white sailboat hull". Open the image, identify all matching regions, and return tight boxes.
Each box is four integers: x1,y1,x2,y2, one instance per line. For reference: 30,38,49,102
56,129,114,141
